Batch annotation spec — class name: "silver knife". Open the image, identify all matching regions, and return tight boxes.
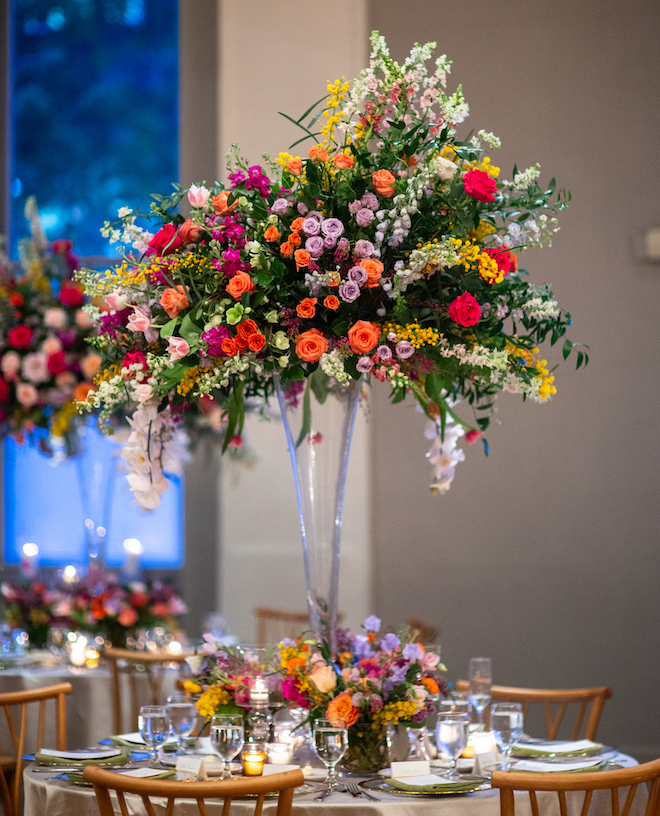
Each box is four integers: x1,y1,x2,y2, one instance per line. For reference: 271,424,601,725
314,787,333,801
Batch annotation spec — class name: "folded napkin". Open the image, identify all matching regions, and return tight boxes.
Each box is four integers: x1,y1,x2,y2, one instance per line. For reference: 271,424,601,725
35,747,131,767
511,759,609,773
514,740,603,758
385,774,482,793
108,733,147,747
63,769,175,787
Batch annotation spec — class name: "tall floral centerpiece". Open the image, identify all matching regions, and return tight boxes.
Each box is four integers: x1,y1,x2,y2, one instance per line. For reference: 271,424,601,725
76,33,585,643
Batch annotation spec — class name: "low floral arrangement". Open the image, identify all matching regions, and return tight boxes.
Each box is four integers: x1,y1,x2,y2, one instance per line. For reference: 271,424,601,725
276,616,446,771
1,577,187,648
0,198,100,456
76,31,586,507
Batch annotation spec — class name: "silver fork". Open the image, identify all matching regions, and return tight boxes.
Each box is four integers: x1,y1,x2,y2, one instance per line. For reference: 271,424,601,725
342,781,380,801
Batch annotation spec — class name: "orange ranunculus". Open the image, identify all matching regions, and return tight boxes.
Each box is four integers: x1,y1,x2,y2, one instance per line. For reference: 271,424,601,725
295,328,328,363
324,295,340,310
288,233,302,248
296,297,317,319
221,337,239,357
264,225,280,242
326,692,360,728
236,319,259,340
160,285,190,318
290,217,305,233
179,218,201,244
286,657,306,674
287,157,303,176
74,382,95,402
248,333,266,351
294,249,311,269
280,242,294,257
334,153,354,169
372,169,397,198
212,191,239,215
235,335,248,351
308,146,329,162
348,320,381,355
358,258,384,288
226,271,255,300
422,676,440,695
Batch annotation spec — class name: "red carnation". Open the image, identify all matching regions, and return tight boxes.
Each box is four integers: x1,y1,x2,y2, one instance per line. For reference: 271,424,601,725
463,168,497,203
148,224,183,257
448,292,481,327
8,324,32,349
59,284,84,307
47,351,67,375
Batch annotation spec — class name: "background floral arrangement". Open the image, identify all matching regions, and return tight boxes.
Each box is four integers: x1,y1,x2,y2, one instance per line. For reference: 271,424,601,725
0,198,100,456
76,31,585,506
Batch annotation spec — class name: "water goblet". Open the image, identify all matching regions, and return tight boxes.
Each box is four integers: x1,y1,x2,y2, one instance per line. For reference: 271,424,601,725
210,714,244,779
166,693,198,755
468,657,492,732
436,712,470,780
138,705,170,768
313,718,348,793
439,691,471,718
491,702,524,771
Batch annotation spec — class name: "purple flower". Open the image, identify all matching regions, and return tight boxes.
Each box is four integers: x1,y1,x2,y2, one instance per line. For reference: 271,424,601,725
302,217,321,236
306,210,324,222
338,280,361,303
382,663,408,694
321,218,344,239
271,198,289,214
323,236,337,249
377,345,392,360
352,635,373,659
228,169,246,188
245,165,271,197
297,202,308,215
364,615,381,632
395,340,415,359
480,302,492,316
353,240,375,259
356,356,374,373
202,326,231,356
334,238,350,261
356,208,375,227
361,192,379,210
348,266,368,285
380,633,401,652
403,643,424,662
348,200,362,215
496,303,509,319
305,236,325,259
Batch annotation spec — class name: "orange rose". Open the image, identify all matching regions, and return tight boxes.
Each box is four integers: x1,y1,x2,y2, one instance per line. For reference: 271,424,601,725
358,258,384,288
287,157,303,176
221,337,239,357
212,191,239,215
324,295,340,310
236,319,259,340
235,335,248,351
74,382,95,402
422,677,440,695
348,320,381,354
308,146,329,162
264,225,280,242
226,271,255,300
295,328,328,363
118,608,138,627
296,297,317,319
294,249,311,269
291,217,305,233
280,242,294,257
326,692,359,728
248,333,266,351
334,153,354,169
160,285,190,318
288,233,302,247
179,218,201,244
372,169,397,198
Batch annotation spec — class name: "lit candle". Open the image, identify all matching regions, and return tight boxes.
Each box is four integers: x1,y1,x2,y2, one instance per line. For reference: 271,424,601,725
70,646,86,667
62,565,78,584
249,676,269,705
242,747,266,776
273,725,295,744
122,538,142,579
267,743,294,765
20,543,39,580
84,648,100,669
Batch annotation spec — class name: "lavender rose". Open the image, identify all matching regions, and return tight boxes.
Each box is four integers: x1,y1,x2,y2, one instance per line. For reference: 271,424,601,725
323,236,337,249
302,217,321,236
270,198,289,214
353,239,375,259
348,200,362,214
348,266,368,285
356,356,374,373
377,344,393,360
321,218,344,239
361,192,379,210
306,210,324,222
305,236,325,258
338,280,361,302
356,208,375,227
395,340,415,359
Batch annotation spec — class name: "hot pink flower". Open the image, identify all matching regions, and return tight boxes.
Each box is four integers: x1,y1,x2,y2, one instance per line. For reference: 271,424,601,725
281,675,309,708
465,429,482,444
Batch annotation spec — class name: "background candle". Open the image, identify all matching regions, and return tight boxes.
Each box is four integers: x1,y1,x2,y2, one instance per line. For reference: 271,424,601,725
267,743,294,765
20,543,39,580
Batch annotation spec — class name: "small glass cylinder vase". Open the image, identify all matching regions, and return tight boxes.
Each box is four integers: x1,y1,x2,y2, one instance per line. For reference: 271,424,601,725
342,724,388,774
275,373,360,654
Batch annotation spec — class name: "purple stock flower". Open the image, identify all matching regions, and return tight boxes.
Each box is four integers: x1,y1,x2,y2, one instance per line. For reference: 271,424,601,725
245,165,271,197
395,340,415,359
348,200,362,214
228,169,246,188
353,240,375,259
321,218,344,239
377,345,392,360
202,326,231,356
380,632,401,652
356,208,375,227
338,280,361,302
302,217,321,236
305,236,325,258
356,356,374,373
99,307,132,339
348,266,368,285
361,192,379,210
403,643,424,662
271,198,289,214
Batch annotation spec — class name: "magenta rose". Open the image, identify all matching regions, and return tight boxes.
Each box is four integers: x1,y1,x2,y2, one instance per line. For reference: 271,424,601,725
448,292,482,326
148,224,183,256
8,325,32,349
463,168,497,203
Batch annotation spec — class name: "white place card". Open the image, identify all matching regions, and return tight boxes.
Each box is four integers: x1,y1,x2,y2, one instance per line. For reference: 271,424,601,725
262,764,300,776
175,756,207,780
474,750,498,774
118,767,173,778
391,760,430,779
115,732,147,744
40,748,123,760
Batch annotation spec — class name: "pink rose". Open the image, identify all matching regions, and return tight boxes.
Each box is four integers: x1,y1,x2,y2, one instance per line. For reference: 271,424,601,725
448,292,481,327
1,352,21,379
16,382,38,408
167,336,190,360
128,311,151,332
41,336,63,355
463,168,497,203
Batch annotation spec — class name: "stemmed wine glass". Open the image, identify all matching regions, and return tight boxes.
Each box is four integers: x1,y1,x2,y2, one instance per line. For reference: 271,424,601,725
436,712,470,780
439,691,471,717
166,693,198,755
210,714,244,779
313,718,348,794
138,705,170,768
468,657,492,732
491,703,524,771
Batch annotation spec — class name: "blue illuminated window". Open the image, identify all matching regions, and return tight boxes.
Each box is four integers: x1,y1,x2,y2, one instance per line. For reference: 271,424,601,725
3,422,184,568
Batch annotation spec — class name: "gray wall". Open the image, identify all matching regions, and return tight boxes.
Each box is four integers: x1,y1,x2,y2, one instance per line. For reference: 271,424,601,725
368,0,660,759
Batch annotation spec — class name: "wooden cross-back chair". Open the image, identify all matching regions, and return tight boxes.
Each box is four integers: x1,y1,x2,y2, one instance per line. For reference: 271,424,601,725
102,647,191,734
406,618,437,643
492,757,660,816
83,765,305,816
0,682,72,816
254,607,344,646
455,682,613,740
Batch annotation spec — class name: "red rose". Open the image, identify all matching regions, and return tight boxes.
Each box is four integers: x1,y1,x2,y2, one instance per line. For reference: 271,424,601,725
122,351,148,373
148,224,183,256
52,239,73,254
9,293,23,307
463,169,497,203
59,284,84,307
484,247,517,276
0,377,9,402
47,351,67,375
8,324,32,349
448,292,481,326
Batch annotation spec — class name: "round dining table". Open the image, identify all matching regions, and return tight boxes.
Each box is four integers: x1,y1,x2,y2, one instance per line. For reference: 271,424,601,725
22,751,648,816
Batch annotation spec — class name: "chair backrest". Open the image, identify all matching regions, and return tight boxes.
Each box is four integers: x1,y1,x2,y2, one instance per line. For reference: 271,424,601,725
102,647,191,734
83,765,305,816
255,607,345,646
454,681,613,740
406,618,437,643
0,682,72,816
491,758,660,816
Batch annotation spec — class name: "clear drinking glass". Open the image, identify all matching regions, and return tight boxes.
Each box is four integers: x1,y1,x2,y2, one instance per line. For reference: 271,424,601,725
468,657,492,732
210,714,244,779
491,703,524,770
439,691,471,718
166,693,198,755
436,712,470,780
313,718,348,793
138,705,170,768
